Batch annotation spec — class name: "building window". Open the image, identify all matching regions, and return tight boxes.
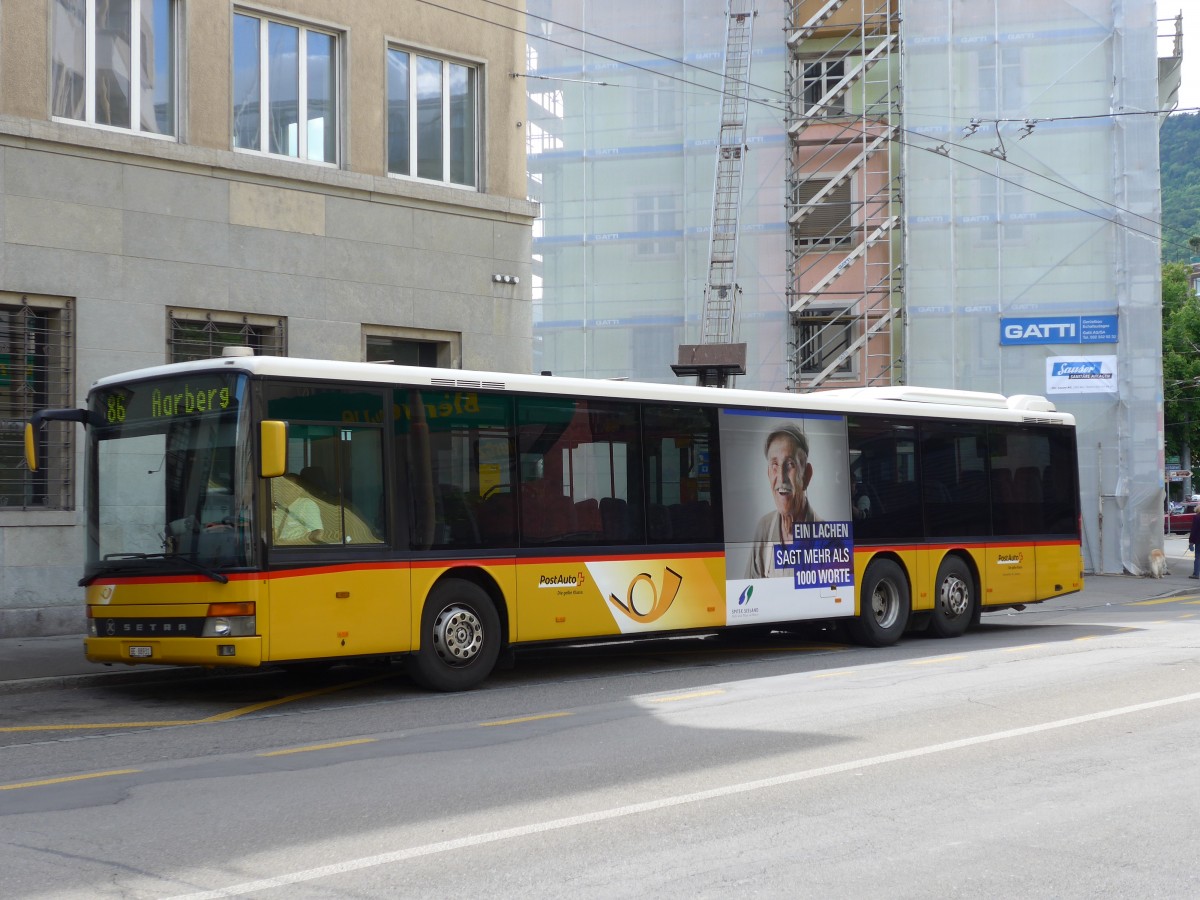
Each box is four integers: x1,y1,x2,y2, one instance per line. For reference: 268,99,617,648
0,295,73,510
634,74,678,132
387,47,478,187
797,307,853,375
51,0,177,136
364,328,459,368
976,178,1027,242
978,47,1022,116
635,194,679,256
232,11,338,163
168,310,286,362
792,178,853,248
801,58,845,116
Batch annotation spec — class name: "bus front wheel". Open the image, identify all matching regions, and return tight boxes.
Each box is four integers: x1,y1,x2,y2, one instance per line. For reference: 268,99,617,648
406,579,501,691
846,558,909,647
930,556,975,638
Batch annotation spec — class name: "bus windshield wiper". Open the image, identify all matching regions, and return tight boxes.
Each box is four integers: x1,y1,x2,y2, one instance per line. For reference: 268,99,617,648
94,552,229,585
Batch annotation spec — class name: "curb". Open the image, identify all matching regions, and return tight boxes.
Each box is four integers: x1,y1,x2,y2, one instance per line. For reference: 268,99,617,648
0,665,230,696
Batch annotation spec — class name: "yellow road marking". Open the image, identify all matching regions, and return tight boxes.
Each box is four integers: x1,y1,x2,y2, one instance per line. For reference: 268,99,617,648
196,676,387,723
1,769,140,791
646,689,726,704
1073,635,1099,642
258,738,376,757
1003,644,1046,653
0,674,388,734
481,712,572,727
812,670,854,678
1131,597,1197,606
909,655,964,665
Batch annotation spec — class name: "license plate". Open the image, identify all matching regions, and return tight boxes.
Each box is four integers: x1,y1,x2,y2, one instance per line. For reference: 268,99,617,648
128,646,153,658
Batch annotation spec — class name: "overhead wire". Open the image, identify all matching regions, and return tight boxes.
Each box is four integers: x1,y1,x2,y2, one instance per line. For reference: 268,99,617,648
418,0,1197,254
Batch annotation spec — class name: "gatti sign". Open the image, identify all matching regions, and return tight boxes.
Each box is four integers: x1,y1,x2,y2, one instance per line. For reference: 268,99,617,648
1000,315,1118,346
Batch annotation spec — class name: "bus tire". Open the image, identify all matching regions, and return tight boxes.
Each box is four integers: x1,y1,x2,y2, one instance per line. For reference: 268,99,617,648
406,579,501,691
846,558,909,647
930,556,975,638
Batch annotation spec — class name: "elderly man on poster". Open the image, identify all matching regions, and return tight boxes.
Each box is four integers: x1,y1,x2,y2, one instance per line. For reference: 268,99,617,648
745,422,820,578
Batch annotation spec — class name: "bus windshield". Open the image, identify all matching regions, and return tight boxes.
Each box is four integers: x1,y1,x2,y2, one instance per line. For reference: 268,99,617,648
85,373,254,580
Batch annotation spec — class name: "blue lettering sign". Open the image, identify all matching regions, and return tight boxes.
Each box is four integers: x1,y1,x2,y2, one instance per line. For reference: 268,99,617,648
1001,315,1118,346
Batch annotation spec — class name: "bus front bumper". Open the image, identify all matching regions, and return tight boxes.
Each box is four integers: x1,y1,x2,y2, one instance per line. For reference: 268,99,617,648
84,636,263,667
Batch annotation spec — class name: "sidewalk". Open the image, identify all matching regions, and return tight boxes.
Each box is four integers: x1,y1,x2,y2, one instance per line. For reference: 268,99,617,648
2,540,1197,694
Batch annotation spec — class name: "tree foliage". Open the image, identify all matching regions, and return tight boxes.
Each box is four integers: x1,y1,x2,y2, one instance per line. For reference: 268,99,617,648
1161,112,1200,263
1163,262,1200,456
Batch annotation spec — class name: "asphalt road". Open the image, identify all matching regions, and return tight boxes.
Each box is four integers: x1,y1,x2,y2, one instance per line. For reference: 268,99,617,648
3,579,1200,899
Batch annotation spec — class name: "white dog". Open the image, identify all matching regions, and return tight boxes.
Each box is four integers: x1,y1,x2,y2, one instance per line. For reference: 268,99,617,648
1148,548,1168,578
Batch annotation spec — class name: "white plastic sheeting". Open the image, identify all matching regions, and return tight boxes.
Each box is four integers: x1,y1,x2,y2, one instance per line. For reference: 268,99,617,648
901,0,1164,574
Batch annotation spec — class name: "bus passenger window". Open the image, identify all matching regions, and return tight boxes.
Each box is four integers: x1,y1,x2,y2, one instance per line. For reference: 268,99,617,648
264,385,388,548
397,389,516,550
516,397,643,546
846,416,918,542
643,405,720,544
268,423,386,547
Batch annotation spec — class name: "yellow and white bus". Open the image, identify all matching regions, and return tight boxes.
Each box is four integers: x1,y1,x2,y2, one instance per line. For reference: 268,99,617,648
28,354,1082,690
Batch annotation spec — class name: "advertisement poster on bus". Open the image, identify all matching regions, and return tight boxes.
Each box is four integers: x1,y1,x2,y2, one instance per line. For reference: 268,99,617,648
720,409,855,624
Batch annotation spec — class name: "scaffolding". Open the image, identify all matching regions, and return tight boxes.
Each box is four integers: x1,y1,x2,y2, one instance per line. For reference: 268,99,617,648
784,0,901,391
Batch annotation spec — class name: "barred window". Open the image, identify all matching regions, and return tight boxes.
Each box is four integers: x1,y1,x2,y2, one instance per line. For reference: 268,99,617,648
168,310,286,362
0,296,73,510
797,307,853,375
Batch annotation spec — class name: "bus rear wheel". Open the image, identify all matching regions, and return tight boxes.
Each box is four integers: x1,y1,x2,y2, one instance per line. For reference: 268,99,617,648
930,556,975,638
845,558,909,647
406,579,501,691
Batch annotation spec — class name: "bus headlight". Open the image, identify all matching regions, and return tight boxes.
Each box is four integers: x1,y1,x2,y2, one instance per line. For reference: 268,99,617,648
202,602,256,638
202,615,256,637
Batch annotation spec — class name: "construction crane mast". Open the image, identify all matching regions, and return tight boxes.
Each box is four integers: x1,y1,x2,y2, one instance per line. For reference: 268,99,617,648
673,0,757,388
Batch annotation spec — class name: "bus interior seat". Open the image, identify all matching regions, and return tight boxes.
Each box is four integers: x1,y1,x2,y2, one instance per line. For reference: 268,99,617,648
574,497,602,535
1014,466,1043,503
476,491,516,545
521,486,576,542
647,504,672,541
436,484,480,544
600,496,635,542
669,501,714,541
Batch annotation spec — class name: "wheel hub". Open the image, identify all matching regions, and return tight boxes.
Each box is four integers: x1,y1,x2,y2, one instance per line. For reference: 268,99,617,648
433,605,484,665
940,576,969,617
872,581,899,628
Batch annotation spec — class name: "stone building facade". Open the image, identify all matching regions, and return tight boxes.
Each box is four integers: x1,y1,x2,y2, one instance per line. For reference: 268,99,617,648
0,1,536,634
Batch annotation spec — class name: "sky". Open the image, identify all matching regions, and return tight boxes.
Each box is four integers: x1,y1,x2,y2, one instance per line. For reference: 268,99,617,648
1159,2,1198,111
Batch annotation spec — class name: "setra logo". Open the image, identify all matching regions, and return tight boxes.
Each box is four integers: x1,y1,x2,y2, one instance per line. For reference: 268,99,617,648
606,567,682,624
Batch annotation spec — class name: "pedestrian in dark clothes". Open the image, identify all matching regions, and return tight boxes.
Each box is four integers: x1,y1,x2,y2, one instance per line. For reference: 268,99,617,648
1188,515,1200,578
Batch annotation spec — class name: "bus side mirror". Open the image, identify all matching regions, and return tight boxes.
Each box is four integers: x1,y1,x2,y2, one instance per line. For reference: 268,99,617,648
24,423,37,472
260,420,287,478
